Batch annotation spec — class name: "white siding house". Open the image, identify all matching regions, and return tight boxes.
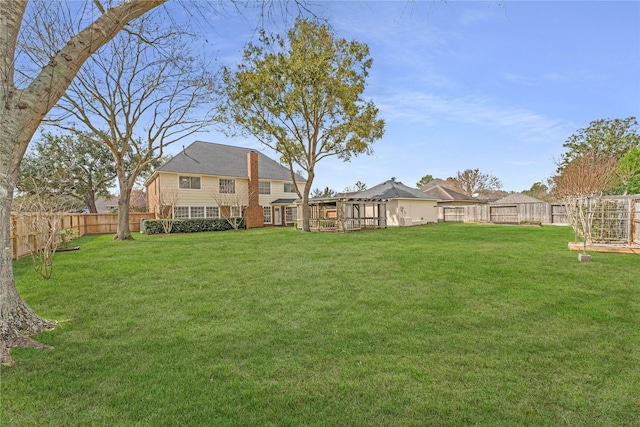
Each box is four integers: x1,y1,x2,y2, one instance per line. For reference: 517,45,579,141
145,141,305,228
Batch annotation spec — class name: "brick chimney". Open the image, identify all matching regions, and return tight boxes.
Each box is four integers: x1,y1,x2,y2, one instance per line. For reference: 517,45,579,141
245,150,264,228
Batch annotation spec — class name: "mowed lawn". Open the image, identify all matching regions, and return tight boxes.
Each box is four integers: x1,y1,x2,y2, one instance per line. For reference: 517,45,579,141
2,223,639,426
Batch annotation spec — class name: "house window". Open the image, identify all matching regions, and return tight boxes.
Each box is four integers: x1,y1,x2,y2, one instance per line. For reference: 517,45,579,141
179,176,201,189
259,181,271,195
284,182,296,193
263,206,272,224
219,178,235,194
285,206,296,223
230,206,242,217
191,206,205,218
206,206,219,218
174,206,189,219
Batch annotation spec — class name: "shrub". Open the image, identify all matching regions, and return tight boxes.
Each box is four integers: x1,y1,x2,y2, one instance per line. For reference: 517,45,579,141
142,218,245,234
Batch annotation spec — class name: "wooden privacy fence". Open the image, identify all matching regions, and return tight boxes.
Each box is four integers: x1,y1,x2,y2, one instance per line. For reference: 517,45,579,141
10,212,155,260
635,199,640,245
439,203,569,225
439,197,639,247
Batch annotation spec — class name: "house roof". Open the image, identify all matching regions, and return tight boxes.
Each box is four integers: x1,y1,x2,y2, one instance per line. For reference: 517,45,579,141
423,185,476,202
157,141,305,182
492,192,544,204
419,178,449,191
352,180,439,201
271,198,298,204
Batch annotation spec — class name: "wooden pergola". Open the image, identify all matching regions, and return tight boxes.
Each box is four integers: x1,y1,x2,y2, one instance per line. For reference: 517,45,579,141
302,196,388,232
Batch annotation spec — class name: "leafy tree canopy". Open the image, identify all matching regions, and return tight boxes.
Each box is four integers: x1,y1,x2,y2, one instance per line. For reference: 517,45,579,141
416,174,434,189
218,17,384,231
17,132,115,213
523,181,555,203
311,187,337,198
556,117,639,195
344,181,367,192
614,146,640,195
559,117,639,168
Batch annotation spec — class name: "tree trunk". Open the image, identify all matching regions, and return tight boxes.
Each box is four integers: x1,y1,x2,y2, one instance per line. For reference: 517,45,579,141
114,172,134,240
0,113,56,366
301,173,314,232
302,183,311,232
87,196,98,214
84,174,99,213
1,0,166,366
84,192,99,213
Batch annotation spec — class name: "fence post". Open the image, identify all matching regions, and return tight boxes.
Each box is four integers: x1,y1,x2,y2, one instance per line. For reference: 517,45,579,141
629,198,634,246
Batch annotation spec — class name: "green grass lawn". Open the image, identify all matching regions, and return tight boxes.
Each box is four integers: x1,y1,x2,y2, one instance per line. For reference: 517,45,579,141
2,223,639,426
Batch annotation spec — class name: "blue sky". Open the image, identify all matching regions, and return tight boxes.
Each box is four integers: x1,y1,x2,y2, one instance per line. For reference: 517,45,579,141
170,0,640,192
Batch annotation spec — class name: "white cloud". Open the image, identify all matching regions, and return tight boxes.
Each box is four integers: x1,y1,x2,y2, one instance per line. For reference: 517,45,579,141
377,90,569,145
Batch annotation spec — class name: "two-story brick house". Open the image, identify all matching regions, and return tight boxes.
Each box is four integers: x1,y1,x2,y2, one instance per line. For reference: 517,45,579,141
145,141,305,228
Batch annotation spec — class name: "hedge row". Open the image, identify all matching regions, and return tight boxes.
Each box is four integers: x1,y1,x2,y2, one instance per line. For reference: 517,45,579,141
142,218,245,234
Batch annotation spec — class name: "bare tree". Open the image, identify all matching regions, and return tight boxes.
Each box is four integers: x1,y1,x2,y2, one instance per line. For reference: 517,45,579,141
211,186,254,230
0,0,167,367
48,14,217,240
551,150,618,242
447,168,502,197
152,188,180,234
129,189,147,213
13,186,78,280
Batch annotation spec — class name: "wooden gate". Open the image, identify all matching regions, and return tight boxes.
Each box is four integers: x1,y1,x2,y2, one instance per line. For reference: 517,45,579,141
490,205,518,223
551,204,568,224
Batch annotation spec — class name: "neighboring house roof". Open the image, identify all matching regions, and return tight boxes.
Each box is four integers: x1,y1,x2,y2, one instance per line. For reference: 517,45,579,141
94,192,146,213
95,196,118,213
352,180,439,201
420,178,449,191
492,192,544,204
157,141,305,182
423,185,476,202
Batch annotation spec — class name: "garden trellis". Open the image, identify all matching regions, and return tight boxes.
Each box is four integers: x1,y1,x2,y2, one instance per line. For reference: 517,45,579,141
567,195,639,246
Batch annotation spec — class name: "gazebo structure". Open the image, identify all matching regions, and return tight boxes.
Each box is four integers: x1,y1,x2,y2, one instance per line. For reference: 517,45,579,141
297,180,439,232
301,195,388,232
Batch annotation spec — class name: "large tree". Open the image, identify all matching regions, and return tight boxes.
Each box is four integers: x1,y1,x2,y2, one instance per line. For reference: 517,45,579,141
218,18,385,231
17,132,115,213
559,117,639,166
0,0,167,366
48,14,216,240
616,146,640,195
523,181,554,203
558,117,639,195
